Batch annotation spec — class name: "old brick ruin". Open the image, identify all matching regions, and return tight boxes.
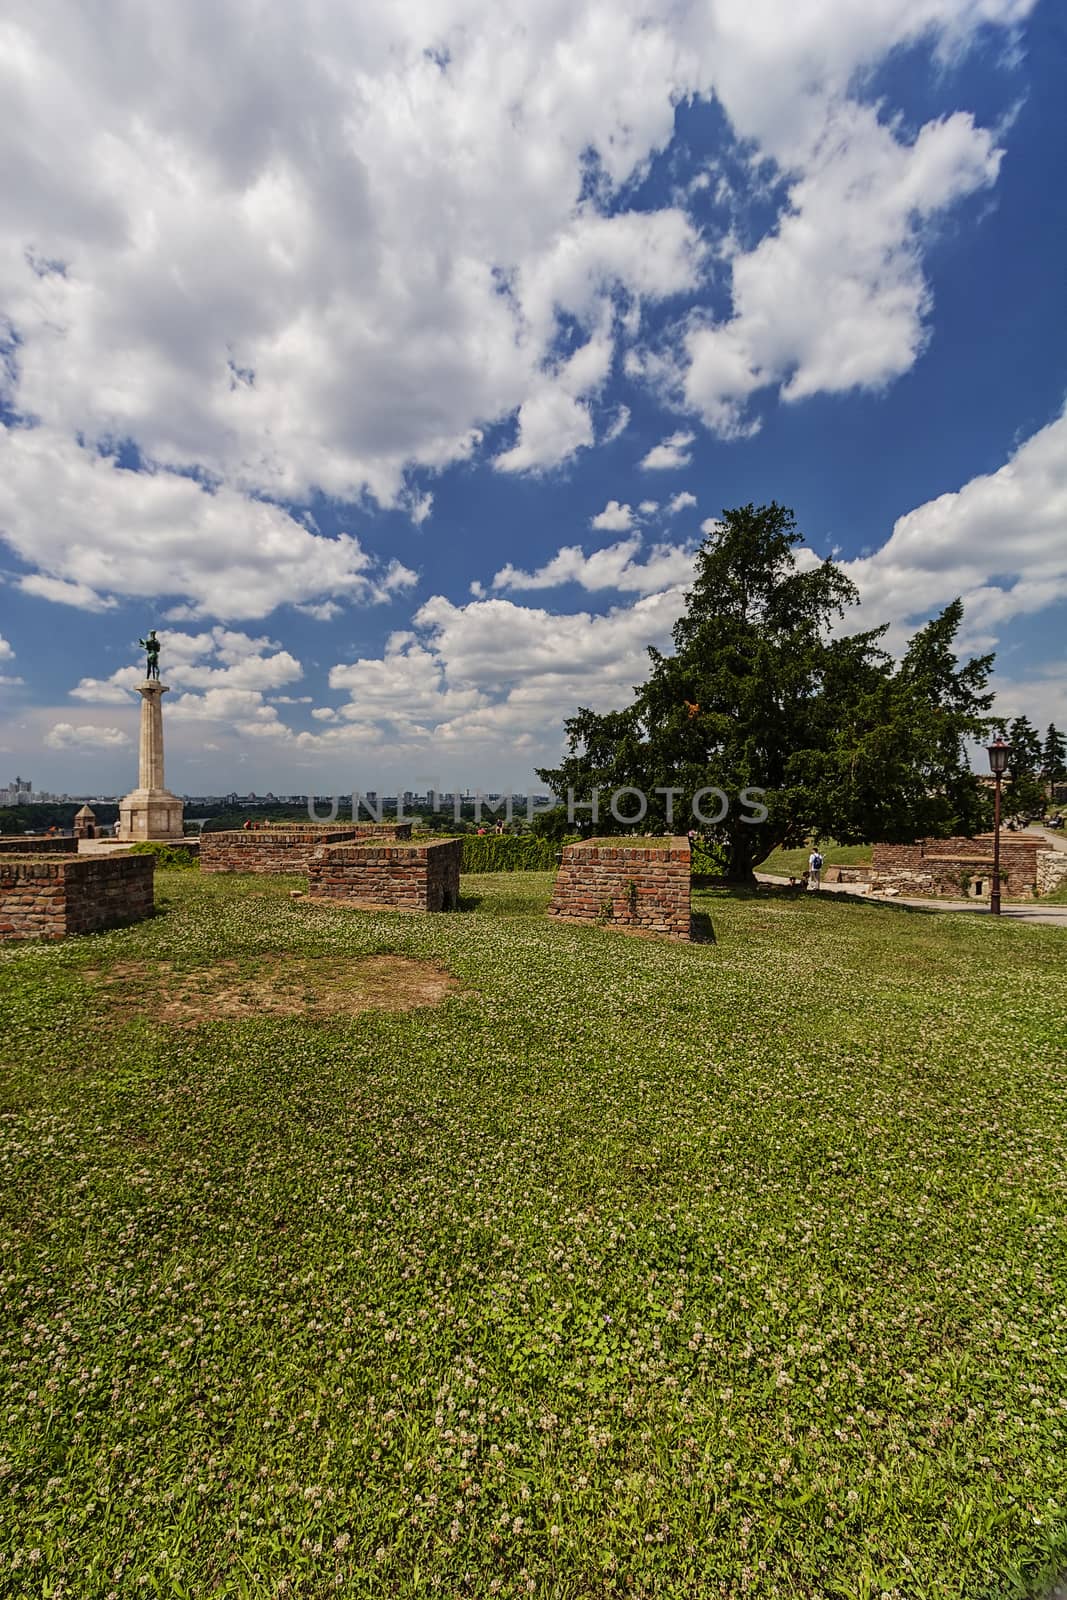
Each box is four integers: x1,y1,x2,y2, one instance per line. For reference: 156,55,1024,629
0,853,155,941
307,837,461,912
0,835,73,855
870,833,1067,901
200,821,412,873
548,838,692,938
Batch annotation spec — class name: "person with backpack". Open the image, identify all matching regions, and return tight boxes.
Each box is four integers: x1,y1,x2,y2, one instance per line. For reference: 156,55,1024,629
808,847,824,890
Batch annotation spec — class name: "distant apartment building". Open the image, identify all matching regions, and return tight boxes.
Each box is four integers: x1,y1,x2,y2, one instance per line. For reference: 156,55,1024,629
1,775,36,803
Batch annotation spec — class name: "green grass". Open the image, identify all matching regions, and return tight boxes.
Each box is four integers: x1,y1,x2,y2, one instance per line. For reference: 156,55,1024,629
1,870,1066,1599
757,841,873,877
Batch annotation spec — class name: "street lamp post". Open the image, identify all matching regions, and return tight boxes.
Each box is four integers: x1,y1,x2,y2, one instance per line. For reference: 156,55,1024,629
986,736,1011,916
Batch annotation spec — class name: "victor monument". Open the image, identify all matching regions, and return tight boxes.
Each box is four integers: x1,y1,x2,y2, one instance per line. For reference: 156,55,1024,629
117,631,185,841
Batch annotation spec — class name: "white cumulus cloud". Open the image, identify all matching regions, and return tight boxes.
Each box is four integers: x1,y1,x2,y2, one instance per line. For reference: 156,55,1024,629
678,107,1003,436
665,491,697,515
844,402,1067,649
640,430,696,470
491,537,696,596
0,0,1032,580
591,500,635,531
69,627,305,743
45,722,131,750
0,427,417,621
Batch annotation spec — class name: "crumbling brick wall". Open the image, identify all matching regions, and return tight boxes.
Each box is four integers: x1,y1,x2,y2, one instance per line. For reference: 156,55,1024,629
200,822,412,873
0,854,155,941
307,838,461,911
870,835,1049,900
0,836,72,854
547,838,692,938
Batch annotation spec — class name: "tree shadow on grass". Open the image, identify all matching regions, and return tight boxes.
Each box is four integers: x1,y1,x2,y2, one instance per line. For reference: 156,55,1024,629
703,881,945,917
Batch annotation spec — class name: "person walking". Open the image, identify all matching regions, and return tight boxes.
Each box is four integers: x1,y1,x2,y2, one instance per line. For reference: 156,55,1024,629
808,847,824,890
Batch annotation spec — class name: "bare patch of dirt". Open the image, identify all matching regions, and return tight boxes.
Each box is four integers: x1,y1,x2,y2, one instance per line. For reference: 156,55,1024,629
81,954,458,1026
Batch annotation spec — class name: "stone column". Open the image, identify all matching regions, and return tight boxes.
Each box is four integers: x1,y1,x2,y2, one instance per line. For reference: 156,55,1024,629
116,681,185,842
138,681,168,790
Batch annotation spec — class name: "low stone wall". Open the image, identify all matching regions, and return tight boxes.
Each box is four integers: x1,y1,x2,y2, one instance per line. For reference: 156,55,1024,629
0,836,72,854
308,838,461,911
200,822,412,874
0,853,155,941
547,837,692,938
823,865,871,885
870,834,1051,900
1037,850,1067,897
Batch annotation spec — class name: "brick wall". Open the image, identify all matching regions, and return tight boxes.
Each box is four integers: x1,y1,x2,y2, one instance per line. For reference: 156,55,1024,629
200,822,412,873
256,822,414,835
307,838,461,911
0,854,155,941
0,836,72,854
547,838,692,938
870,834,1050,900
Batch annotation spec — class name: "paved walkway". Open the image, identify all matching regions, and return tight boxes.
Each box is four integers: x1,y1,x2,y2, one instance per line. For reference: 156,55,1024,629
1023,823,1067,851
754,873,1067,927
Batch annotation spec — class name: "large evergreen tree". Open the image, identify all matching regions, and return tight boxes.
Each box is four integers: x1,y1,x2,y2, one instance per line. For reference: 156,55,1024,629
1042,723,1067,785
1006,715,1042,774
1004,714,1047,819
537,503,996,879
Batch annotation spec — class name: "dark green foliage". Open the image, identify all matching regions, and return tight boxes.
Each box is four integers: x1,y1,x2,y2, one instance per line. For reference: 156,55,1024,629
127,841,199,869
460,833,577,872
0,802,119,835
1042,723,1066,784
1002,715,1048,818
529,805,579,841
1007,715,1042,774
539,505,995,879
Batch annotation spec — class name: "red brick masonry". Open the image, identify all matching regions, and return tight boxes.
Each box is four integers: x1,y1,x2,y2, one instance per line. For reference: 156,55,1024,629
200,822,412,873
0,836,73,854
0,853,155,941
870,833,1052,900
548,837,692,939
307,838,461,912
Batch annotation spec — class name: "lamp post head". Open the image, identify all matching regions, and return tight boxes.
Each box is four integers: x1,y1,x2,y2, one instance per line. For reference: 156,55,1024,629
987,736,1011,776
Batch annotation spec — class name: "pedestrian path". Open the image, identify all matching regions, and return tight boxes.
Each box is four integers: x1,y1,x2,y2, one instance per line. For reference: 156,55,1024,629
1022,823,1067,852
754,873,1067,927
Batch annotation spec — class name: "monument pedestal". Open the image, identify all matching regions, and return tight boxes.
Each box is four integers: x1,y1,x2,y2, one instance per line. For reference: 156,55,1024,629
117,787,185,841
117,680,185,842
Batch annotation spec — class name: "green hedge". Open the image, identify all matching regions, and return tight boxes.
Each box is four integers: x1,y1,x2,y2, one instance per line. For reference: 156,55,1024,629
460,835,577,872
128,841,200,870
461,834,718,873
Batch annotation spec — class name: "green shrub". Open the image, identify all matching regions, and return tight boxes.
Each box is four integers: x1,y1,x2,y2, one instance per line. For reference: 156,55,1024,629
691,838,727,875
460,833,716,873
460,834,577,872
128,841,199,869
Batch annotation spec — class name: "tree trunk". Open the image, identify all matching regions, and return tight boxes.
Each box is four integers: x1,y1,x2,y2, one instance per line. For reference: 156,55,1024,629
724,829,758,884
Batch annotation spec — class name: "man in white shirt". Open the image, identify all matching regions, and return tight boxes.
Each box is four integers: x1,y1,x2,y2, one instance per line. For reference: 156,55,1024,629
808,849,823,890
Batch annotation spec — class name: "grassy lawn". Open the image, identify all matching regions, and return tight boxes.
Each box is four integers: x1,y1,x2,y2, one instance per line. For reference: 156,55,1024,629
2,870,1066,1599
757,841,873,877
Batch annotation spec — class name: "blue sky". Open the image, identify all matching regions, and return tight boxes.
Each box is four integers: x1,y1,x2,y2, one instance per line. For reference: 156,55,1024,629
0,0,1065,795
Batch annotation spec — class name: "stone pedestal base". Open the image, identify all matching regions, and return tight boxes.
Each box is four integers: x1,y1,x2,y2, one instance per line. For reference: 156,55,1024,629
117,788,185,842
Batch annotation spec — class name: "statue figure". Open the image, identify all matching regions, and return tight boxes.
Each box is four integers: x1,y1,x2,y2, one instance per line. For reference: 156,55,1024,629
139,629,161,680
